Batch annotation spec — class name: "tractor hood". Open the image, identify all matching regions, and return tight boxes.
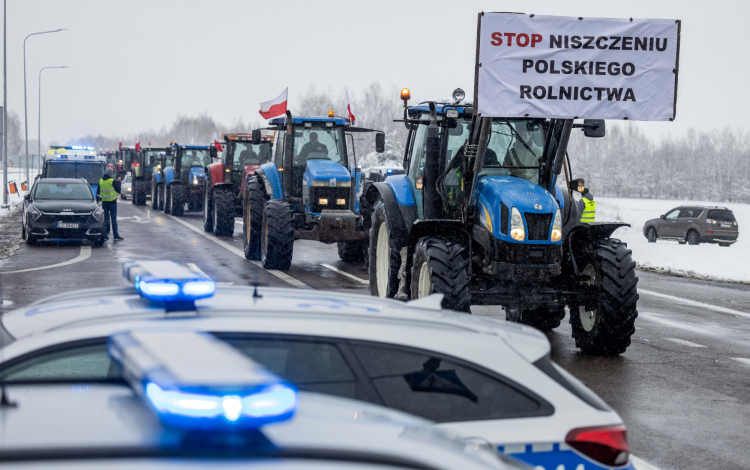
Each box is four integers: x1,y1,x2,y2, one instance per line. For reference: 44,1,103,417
303,159,351,186
188,167,205,185
475,175,560,241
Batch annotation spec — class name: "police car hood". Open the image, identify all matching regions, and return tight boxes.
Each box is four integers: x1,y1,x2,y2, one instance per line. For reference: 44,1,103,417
31,200,97,212
0,386,508,469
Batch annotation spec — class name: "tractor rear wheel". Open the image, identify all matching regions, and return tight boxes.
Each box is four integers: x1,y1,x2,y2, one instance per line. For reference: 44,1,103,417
163,183,171,214
261,199,294,270
151,179,159,209
368,197,402,298
337,240,366,263
410,237,471,312
134,180,147,206
213,186,234,237
506,306,566,331
170,185,185,217
203,178,214,232
571,238,638,356
243,177,265,260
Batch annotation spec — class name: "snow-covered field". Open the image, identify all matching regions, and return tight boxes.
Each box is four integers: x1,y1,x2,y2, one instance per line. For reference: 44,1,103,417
597,197,749,284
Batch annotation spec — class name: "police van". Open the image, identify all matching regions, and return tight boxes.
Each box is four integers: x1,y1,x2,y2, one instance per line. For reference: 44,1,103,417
42,146,108,196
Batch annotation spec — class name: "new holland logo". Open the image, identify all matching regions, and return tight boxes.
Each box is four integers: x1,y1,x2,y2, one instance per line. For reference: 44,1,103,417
534,204,542,210
329,178,337,187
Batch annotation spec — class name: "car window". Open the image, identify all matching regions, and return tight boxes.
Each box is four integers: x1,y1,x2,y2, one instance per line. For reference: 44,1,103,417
678,208,700,218
34,182,93,201
0,342,117,382
707,210,736,222
665,210,679,219
349,342,552,423
219,335,358,399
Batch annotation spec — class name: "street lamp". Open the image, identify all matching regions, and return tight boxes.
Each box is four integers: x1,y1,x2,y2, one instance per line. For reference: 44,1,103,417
38,66,68,166
24,29,65,182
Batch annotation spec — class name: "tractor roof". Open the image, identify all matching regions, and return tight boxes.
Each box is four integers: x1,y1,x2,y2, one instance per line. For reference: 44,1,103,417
268,116,350,126
172,144,214,149
407,104,472,116
223,133,274,142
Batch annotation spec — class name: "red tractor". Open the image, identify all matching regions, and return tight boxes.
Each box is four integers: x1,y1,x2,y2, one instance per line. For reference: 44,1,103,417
203,132,274,236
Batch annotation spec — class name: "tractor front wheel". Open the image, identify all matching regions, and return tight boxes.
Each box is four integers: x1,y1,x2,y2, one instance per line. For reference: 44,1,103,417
151,179,159,209
410,237,471,312
571,238,638,356
506,306,566,331
243,177,265,260
162,184,171,214
170,185,185,217
203,178,214,232
261,199,294,270
213,186,235,237
337,240,366,263
368,197,402,299
134,180,147,206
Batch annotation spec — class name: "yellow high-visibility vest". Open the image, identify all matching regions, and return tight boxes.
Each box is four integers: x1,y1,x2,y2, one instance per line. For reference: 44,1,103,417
99,177,118,202
580,197,596,223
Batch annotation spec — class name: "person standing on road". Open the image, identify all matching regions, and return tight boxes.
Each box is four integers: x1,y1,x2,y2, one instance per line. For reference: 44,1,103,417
574,178,596,223
99,168,124,241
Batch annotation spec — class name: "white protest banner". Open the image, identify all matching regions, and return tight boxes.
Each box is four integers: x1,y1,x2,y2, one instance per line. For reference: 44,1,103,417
476,13,681,121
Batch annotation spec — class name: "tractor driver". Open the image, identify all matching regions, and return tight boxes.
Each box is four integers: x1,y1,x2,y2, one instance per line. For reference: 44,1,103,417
503,123,541,180
239,147,259,166
298,132,329,161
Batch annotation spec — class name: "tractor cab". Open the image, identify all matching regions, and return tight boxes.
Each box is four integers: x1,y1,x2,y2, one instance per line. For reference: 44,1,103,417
159,144,217,216
131,145,170,205
223,132,274,196
115,146,137,179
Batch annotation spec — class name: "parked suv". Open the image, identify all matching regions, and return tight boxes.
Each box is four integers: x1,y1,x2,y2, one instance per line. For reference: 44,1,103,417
643,205,738,246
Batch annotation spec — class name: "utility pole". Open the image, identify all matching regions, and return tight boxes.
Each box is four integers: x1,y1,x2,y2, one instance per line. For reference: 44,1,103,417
2,0,6,206
23,29,65,187
38,66,68,164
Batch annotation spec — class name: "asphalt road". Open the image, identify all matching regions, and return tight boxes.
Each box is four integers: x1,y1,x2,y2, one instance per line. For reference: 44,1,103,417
1,198,749,470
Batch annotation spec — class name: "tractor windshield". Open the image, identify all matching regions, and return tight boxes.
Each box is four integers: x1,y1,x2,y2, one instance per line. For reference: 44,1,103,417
179,149,211,181
234,142,272,167
143,150,161,167
292,124,347,167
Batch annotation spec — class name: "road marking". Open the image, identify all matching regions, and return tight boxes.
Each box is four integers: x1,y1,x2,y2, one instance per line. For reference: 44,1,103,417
0,245,91,274
731,358,750,366
118,215,150,224
664,337,706,348
185,263,234,286
638,312,713,337
321,263,369,285
166,215,311,289
639,288,750,320
631,455,661,470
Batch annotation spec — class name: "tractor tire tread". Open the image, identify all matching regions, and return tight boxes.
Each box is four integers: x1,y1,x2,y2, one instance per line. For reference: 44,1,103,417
411,237,471,312
213,186,234,237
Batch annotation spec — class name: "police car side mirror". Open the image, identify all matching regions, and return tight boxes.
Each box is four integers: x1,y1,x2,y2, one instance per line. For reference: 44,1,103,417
375,133,385,153
583,119,605,138
252,129,262,145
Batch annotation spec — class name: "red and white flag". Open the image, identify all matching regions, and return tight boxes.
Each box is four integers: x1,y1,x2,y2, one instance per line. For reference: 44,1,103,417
345,89,356,124
259,88,288,120
213,132,223,152
135,141,141,152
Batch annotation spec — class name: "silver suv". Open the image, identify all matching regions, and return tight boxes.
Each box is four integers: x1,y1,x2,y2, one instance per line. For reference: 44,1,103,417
643,205,738,246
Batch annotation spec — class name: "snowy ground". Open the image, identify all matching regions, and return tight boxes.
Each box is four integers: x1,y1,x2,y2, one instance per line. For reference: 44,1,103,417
0,167,30,218
597,197,749,284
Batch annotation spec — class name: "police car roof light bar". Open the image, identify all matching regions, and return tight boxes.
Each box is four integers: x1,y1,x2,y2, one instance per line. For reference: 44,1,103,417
122,260,216,311
108,330,298,431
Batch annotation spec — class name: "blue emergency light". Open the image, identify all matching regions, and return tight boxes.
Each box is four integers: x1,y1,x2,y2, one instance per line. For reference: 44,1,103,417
122,260,215,309
108,330,298,430
386,169,393,174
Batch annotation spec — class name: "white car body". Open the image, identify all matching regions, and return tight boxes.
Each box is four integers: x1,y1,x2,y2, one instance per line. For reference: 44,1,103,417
121,172,132,199
1,286,633,470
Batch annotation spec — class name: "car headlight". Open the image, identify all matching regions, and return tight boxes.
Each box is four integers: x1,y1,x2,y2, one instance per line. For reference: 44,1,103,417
551,209,562,242
30,207,42,221
91,207,104,221
510,207,525,241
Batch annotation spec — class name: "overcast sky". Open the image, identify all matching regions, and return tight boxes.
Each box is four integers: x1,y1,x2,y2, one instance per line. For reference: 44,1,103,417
3,0,746,145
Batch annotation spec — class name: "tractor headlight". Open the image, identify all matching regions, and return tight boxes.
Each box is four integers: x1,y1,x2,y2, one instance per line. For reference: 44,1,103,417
510,207,525,241
192,176,199,185
551,209,562,242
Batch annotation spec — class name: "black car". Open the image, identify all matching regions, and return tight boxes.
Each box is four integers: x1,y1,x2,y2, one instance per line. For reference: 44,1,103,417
22,178,106,246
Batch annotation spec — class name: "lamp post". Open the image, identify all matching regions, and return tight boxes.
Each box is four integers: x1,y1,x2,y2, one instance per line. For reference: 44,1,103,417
24,29,65,184
38,66,68,163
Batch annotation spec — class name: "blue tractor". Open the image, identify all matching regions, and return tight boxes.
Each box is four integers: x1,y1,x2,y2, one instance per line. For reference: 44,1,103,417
158,143,216,217
242,111,384,269
366,88,638,355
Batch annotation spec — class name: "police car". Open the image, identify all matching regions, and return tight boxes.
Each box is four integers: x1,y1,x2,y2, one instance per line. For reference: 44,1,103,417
0,330,519,470
42,146,107,197
0,261,633,470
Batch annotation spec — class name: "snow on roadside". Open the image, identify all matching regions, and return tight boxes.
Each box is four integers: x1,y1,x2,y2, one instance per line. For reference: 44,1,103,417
1,167,30,218
596,197,750,284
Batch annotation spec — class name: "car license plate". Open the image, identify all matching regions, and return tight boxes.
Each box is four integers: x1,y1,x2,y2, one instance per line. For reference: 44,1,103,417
720,223,731,228
57,222,79,229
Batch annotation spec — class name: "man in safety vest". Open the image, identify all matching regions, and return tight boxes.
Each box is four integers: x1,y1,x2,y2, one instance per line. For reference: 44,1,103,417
99,167,124,241
574,178,595,223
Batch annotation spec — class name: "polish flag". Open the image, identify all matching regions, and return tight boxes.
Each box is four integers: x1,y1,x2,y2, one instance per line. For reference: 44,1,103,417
213,132,223,152
135,141,141,152
259,88,288,120
345,89,356,124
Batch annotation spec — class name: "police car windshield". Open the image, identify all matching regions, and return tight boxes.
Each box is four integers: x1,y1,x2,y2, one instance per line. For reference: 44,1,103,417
46,162,106,185
34,182,93,201
293,125,347,167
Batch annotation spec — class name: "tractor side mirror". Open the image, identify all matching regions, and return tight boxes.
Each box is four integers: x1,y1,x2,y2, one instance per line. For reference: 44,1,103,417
252,129,262,145
375,133,385,153
583,119,605,138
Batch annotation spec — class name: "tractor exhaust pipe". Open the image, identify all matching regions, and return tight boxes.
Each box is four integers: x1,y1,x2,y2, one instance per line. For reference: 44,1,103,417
284,110,294,200
423,103,441,220
551,119,573,176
